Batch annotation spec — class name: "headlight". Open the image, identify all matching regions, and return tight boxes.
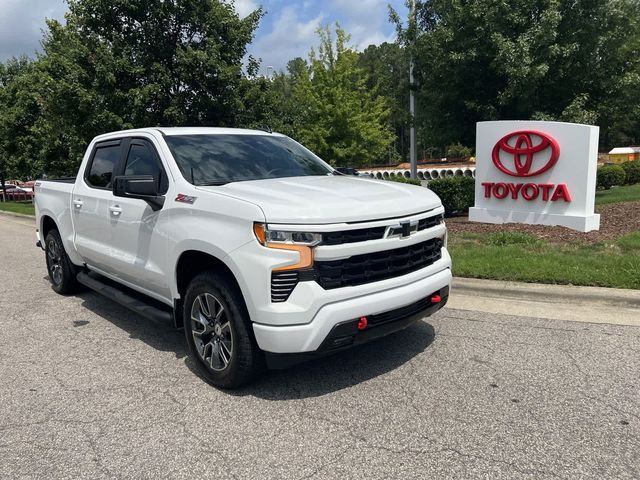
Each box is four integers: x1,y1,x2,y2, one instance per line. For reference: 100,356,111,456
253,223,319,271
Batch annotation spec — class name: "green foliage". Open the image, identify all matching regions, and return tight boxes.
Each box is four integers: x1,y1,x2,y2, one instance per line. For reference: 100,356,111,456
427,176,475,215
0,0,263,177
358,42,410,163
621,161,640,185
410,0,640,150
445,143,472,158
386,175,422,186
292,25,395,167
597,165,626,190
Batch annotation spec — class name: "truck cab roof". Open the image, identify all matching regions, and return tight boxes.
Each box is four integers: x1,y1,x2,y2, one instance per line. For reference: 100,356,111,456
93,127,284,142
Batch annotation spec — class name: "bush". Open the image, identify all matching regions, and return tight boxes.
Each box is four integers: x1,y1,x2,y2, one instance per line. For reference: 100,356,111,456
427,176,475,215
446,143,473,158
597,165,626,190
621,161,640,185
386,175,422,186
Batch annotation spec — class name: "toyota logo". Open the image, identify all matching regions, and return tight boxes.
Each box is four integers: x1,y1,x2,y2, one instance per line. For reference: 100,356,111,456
492,130,560,177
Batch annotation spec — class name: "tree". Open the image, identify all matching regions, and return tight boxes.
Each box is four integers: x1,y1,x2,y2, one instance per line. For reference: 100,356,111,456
293,25,395,167
0,57,45,187
34,0,263,175
411,0,640,150
358,42,410,163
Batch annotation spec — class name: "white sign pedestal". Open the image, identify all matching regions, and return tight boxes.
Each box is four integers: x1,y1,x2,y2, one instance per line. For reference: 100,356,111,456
469,121,600,232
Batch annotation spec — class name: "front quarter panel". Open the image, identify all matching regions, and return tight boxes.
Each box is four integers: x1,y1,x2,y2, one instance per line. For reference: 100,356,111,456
167,185,265,306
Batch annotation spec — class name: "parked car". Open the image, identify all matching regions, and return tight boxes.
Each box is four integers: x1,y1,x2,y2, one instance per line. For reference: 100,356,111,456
34,128,451,388
1,184,33,201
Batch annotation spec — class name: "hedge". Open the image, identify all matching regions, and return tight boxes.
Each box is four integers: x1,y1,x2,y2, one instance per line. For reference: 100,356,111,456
597,165,626,190
386,175,422,186
621,160,640,185
427,176,475,216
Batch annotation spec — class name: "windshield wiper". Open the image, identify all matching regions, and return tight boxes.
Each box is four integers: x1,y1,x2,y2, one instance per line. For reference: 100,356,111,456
197,181,231,186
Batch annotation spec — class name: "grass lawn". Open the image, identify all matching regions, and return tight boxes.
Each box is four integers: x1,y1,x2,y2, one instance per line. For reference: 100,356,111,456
0,202,35,216
595,183,640,205
449,231,640,289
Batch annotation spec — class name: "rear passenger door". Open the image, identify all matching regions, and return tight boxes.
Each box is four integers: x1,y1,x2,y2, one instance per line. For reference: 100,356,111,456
107,138,171,300
73,139,123,274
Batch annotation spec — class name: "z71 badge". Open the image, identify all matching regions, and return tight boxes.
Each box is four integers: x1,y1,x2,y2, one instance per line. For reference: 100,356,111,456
175,194,197,204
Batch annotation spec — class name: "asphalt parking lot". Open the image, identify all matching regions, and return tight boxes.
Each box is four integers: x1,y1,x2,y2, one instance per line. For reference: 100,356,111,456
1,214,639,479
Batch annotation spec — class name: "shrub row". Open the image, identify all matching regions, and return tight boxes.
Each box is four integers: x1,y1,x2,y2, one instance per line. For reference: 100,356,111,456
597,161,640,190
427,176,475,216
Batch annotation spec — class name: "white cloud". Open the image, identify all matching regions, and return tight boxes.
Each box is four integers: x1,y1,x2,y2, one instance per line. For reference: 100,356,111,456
231,0,260,18
330,0,397,51
248,5,324,73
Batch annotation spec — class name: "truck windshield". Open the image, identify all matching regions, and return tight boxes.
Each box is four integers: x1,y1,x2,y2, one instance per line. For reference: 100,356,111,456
164,134,334,185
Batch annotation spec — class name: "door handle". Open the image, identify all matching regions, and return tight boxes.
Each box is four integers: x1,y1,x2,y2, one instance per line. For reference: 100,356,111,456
109,205,123,216
73,199,83,209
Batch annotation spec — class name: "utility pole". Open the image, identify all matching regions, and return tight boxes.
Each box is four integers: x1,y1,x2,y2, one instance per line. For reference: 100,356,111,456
409,0,417,180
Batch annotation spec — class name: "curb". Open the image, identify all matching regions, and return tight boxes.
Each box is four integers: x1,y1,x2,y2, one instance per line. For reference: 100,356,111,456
452,277,640,309
0,210,36,220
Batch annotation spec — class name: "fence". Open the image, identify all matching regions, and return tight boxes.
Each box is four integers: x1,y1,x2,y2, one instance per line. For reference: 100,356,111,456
0,191,34,203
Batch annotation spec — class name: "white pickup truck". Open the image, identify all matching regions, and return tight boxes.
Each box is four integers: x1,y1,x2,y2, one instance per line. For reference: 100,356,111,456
35,128,452,388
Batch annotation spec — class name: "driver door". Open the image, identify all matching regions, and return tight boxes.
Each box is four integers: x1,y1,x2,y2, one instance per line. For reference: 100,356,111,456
107,138,172,300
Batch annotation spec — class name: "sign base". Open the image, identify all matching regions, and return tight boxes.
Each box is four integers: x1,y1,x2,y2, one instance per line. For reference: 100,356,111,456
468,207,600,233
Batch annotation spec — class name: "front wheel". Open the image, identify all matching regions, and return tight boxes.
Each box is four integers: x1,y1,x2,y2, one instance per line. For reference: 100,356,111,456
184,271,264,389
45,230,79,295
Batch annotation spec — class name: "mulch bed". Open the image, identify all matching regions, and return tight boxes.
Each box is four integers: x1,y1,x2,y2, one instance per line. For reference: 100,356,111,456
447,201,640,244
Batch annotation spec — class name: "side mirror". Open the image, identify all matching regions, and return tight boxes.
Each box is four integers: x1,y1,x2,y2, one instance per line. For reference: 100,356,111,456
113,175,165,210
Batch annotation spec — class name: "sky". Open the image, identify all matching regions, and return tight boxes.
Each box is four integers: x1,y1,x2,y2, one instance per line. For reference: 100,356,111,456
0,0,408,72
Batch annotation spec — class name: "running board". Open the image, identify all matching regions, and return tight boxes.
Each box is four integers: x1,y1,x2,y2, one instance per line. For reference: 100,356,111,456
77,271,174,323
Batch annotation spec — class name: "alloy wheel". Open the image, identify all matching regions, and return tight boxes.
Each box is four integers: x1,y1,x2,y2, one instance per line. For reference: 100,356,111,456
47,239,63,285
190,293,234,371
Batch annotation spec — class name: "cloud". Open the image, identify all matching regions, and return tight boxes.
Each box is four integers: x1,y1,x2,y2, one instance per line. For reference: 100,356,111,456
230,0,260,18
0,0,67,60
330,0,399,51
248,5,324,73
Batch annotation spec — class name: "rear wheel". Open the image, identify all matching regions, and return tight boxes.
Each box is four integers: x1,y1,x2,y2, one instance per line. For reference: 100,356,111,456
45,230,79,295
184,271,264,389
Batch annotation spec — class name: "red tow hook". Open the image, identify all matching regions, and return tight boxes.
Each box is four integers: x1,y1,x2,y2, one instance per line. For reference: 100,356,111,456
431,294,442,303
357,316,368,331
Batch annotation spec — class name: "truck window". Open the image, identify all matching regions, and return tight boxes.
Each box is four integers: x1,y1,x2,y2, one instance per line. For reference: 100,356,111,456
164,134,333,185
86,144,121,189
124,141,169,194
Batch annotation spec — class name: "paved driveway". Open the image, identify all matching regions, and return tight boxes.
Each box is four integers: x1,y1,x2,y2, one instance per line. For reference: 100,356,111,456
0,214,638,479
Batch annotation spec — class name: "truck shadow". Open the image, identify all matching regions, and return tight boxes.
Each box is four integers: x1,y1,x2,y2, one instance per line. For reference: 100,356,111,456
77,291,188,359
231,321,436,400
77,289,437,397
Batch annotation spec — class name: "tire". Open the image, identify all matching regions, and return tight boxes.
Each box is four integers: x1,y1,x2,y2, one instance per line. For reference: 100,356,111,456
45,230,80,295
183,271,265,389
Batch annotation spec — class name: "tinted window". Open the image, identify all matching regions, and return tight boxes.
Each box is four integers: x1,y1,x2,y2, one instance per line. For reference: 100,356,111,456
87,145,120,188
164,134,333,185
124,142,168,194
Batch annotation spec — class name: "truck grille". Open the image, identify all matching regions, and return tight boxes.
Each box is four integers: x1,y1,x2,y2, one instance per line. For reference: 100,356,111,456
321,213,443,246
322,227,386,245
314,237,443,289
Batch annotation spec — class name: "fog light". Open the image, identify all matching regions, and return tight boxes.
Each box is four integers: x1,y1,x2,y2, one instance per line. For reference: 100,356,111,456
431,294,442,303
357,316,368,331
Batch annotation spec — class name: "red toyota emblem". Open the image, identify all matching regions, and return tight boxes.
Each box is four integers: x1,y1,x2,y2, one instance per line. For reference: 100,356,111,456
492,130,560,177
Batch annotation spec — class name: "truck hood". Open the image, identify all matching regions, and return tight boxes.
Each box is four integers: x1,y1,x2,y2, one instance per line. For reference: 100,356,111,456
196,176,442,224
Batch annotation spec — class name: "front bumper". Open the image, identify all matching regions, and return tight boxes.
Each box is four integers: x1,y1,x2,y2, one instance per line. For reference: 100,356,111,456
252,266,451,354
264,285,449,369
